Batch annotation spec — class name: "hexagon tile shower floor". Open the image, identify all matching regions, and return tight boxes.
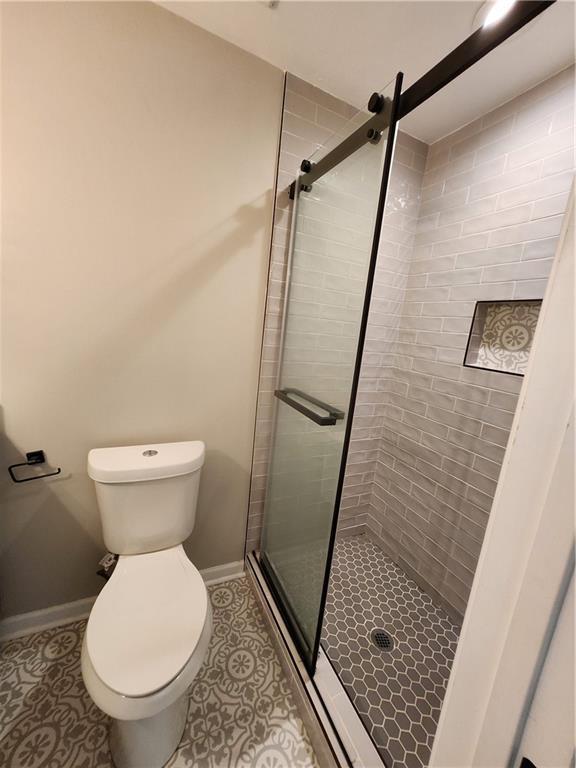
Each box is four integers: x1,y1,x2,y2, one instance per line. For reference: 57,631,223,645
322,534,461,768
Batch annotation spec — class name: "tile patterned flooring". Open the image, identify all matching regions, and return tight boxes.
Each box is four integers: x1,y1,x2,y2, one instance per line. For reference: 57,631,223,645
322,534,461,768
0,577,318,768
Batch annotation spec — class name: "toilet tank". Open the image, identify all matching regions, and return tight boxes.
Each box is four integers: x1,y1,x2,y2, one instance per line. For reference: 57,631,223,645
87,441,205,555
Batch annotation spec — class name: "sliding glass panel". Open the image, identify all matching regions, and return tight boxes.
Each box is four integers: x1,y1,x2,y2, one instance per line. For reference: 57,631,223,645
260,83,398,670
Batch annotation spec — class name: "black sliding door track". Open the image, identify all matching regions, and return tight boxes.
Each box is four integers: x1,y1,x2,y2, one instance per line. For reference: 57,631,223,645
292,0,555,195
398,0,556,119
289,96,393,197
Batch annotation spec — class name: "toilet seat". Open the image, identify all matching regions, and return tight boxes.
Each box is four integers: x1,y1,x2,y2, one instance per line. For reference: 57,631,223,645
86,545,208,699
81,610,212,722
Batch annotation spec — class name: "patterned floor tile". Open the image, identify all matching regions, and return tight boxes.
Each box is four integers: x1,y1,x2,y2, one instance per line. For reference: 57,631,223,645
0,577,318,768
322,534,461,768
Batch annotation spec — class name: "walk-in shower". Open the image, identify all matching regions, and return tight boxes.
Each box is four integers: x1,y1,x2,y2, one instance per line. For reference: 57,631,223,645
251,2,574,766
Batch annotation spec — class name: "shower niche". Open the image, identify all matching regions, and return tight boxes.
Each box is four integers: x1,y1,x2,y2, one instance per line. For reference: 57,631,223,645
464,300,543,377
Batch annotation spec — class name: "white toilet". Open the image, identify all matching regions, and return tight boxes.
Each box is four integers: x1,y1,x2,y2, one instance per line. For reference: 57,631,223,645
82,441,212,768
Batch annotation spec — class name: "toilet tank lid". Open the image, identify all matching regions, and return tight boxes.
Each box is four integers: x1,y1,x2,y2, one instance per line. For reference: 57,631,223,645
87,441,205,483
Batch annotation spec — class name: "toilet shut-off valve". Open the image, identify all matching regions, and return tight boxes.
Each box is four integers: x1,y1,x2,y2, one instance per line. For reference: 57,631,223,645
97,552,118,581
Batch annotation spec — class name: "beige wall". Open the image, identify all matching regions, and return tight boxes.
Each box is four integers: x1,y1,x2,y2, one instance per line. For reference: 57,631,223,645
0,2,283,617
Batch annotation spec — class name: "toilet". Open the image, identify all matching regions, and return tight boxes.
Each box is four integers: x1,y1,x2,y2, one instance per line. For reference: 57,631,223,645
82,441,212,768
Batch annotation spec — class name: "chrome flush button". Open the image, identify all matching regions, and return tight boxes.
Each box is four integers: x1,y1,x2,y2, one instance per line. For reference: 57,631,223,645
142,449,158,457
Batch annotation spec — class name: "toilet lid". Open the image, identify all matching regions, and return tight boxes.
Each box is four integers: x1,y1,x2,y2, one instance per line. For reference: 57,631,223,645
86,546,208,698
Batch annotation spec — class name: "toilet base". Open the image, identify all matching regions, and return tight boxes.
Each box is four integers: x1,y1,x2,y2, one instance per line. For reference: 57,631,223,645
110,693,188,768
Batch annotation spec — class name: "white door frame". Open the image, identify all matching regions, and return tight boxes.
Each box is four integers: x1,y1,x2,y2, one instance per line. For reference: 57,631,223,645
430,190,575,767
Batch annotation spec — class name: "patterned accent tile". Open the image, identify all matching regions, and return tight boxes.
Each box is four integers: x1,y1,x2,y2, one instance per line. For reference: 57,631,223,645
322,535,461,768
473,300,541,375
0,578,318,768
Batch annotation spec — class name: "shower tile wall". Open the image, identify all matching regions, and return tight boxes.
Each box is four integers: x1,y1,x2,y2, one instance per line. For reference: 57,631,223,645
338,133,428,535
366,65,575,617
262,137,386,561
248,66,574,621
246,74,426,554
246,74,360,554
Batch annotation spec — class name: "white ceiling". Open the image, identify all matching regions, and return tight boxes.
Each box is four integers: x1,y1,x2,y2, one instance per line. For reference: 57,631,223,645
161,1,574,144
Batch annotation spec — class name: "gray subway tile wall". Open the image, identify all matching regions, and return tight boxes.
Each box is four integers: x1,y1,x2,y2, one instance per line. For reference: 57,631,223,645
246,74,361,554
247,66,575,619
365,65,574,618
263,130,388,555
339,129,428,536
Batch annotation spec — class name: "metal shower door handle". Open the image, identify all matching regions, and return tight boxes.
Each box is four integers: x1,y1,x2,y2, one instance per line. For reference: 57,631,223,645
274,388,345,426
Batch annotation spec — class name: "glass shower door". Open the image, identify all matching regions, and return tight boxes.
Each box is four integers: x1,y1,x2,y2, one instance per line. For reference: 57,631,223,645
260,81,400,671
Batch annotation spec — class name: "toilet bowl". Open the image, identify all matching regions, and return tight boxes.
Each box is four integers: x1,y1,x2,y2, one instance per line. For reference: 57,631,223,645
82,441,211,768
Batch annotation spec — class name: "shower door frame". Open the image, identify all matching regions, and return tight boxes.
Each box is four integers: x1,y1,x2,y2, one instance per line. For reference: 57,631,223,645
259,71,405,676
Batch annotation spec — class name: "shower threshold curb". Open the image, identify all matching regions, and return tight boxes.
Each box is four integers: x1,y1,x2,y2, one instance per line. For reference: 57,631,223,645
246,552,384,768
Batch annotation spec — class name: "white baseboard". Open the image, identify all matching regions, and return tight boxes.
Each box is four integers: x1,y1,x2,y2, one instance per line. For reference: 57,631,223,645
200,560,245,586
0,596,97,642
0,560,245,642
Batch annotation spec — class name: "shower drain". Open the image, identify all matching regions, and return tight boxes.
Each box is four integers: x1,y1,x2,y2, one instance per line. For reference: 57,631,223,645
371,628,394,651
